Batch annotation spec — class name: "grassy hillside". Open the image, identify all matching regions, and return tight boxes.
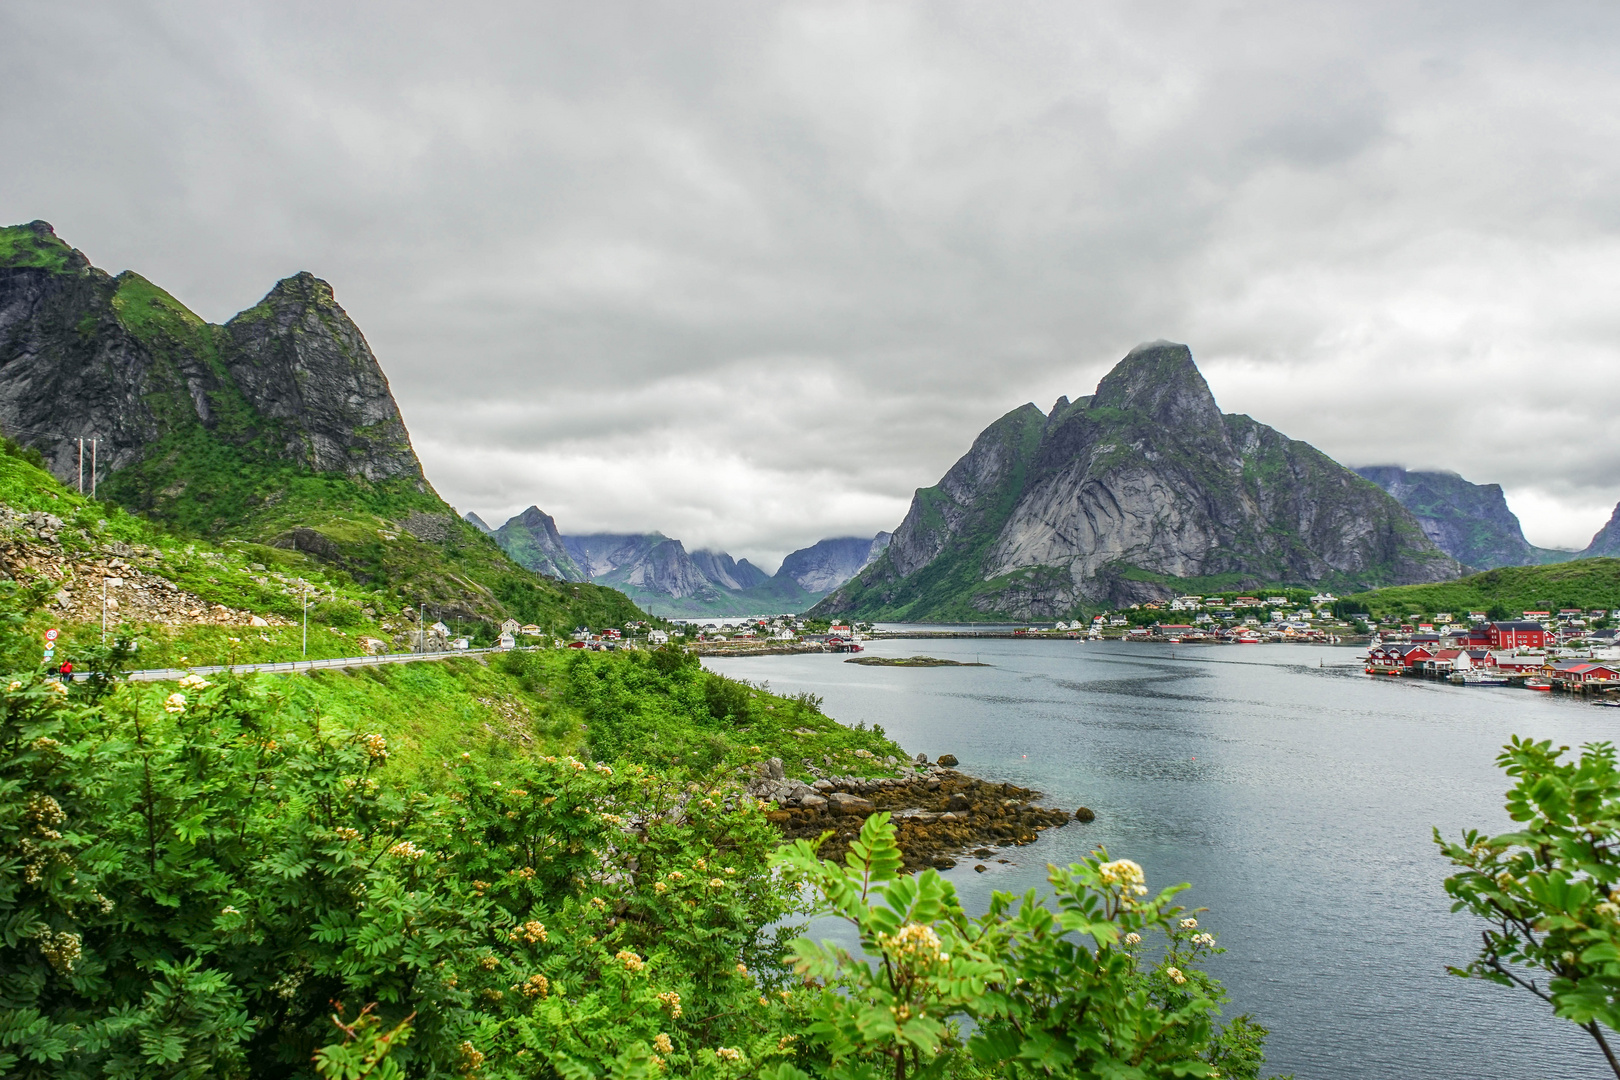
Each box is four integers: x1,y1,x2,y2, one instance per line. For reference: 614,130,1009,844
0,439,640,670
1346,558,1620,619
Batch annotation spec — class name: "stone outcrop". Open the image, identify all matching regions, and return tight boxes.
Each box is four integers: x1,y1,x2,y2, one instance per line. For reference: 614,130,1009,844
0,221,424,492
747,758,1073,872
814,342,1461,620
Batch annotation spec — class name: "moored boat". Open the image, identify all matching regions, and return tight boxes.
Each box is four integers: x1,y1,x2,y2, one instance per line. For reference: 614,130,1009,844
1525,678,1552,691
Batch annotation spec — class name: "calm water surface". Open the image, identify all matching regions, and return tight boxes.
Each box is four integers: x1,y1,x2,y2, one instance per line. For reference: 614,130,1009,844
707,636,1619,1080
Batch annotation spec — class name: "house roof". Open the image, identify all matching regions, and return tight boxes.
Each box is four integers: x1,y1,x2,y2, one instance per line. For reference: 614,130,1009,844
1489,621,1546,631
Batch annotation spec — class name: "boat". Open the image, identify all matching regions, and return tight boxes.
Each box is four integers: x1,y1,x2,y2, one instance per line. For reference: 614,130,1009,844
1236,630,1260,644
1451,671,1509,686
1525,678,1552,691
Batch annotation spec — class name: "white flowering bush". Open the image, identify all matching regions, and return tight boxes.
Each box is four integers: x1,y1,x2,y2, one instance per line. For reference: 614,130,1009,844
772,814,1283,1080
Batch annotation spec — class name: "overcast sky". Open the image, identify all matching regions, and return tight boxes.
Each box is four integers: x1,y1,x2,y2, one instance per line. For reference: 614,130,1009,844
5,1,1619,570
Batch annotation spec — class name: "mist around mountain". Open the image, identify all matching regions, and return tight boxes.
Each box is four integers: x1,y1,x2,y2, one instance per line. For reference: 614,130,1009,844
813,341,1461,622
1352,466,1578,569
0,220,642,629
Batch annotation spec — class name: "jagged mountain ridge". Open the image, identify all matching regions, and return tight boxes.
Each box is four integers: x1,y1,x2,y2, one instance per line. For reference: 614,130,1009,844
486,508,890,615
0,220,646,628
813,341,1461,622
1353,466,1576,569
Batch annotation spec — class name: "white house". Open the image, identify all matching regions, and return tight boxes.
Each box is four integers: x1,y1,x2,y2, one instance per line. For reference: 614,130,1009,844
500,619,521,636
648,629,669,645
498,631,516,649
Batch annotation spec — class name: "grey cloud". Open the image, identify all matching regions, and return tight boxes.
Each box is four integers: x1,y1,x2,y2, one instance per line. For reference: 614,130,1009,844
5,0,1620,557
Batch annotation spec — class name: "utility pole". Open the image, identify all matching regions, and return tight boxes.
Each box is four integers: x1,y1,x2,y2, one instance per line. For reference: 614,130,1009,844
302,584,308,658
418,602,424,654
78,438,84,494
90,439,97,498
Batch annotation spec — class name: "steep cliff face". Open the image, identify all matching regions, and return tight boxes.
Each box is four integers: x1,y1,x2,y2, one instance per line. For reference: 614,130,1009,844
493,506,587,581
1353,466,1548,569
815,342,1460,621
776,533,891,594
690,549,768,591
1582,503,1620,559
220,272,421,481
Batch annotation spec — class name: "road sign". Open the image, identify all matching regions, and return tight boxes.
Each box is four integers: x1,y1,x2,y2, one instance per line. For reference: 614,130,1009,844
45,628,58,641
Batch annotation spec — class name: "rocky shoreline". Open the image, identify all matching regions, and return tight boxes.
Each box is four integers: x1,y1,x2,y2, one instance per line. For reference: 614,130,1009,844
747,755,1082,873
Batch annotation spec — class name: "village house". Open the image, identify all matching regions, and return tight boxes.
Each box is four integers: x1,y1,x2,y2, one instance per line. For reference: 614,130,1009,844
1484,620,1547,650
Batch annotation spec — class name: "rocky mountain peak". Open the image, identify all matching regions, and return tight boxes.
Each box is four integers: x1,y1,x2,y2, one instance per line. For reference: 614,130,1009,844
1,220,91,272
223,273,421,482
1090,340,1222,431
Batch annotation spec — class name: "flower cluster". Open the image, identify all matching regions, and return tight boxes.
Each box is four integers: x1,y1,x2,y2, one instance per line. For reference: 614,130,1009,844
616,950,645,973
177,673,211,690
332,827,361,842
880,921,946,965
36,929,82,974
163,692,187,714
514,973,549,998
511,920,547,944
653,1033,673,1054
1165,966,1187,985
656,990,683,1018
716,1047,742,1062
1179,918,1198,930
1098,858,1148,896
1191,933,1216,947
359,733,388,761
388,841,427,860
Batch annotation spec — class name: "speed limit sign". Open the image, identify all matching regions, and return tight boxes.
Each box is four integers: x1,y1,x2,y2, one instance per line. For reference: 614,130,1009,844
45,628,58,641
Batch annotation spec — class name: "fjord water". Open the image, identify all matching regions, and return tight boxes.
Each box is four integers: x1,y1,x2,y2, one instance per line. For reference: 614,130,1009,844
707,637,1615,1079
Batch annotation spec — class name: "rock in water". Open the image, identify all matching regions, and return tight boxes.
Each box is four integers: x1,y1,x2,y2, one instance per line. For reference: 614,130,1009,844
810,341,1460,621
1074,806,1096,822
937,754,959,767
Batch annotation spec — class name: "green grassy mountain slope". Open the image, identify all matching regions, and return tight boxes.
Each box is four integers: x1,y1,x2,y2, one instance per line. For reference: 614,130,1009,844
1345,558,1620,620
0,221,644,631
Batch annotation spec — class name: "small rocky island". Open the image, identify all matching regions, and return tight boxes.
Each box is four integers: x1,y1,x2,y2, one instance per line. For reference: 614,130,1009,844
843,655,988,667
748,755,1081,872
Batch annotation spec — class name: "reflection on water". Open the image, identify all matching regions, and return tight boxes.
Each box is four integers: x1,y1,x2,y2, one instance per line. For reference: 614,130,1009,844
708,637,1614,1080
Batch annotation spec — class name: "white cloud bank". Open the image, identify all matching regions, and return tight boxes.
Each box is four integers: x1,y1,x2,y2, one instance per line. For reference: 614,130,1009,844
4,0,1618,559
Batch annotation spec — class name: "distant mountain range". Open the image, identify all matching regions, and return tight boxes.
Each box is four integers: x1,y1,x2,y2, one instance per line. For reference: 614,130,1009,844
1351,466,1578,570
812,341,1460,621
474,505,890,616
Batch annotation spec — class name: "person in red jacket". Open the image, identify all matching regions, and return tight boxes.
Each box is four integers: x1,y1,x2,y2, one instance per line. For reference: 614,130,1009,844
57,660,73,683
